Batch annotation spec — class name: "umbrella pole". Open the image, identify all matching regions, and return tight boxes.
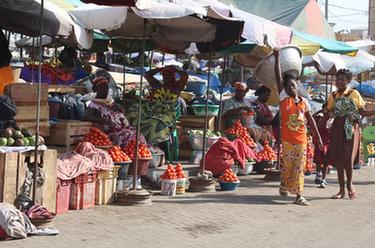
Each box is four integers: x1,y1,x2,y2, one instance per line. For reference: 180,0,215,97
31,38,35,83
132,19,147,190
54,43,58,84
123,57,126,102
32,0,44,204
325,74,328,100
217,56,228,132
241,66,244,82
201,42,213,173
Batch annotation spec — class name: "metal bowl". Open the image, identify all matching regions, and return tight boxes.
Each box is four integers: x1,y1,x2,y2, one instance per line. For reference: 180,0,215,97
189,136,220,151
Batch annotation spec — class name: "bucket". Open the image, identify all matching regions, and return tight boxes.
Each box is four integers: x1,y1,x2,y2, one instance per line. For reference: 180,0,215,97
115,161,131,180
176,178,187,194
160,179,177,196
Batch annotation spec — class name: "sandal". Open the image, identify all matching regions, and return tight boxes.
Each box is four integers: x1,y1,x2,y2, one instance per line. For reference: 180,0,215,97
294,197,309,206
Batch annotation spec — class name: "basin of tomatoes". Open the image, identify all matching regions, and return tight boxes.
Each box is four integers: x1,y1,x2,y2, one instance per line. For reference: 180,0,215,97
256,140,277,161
122,139,152,160
225,120,256,148
83,127,112,146
108,146,131,163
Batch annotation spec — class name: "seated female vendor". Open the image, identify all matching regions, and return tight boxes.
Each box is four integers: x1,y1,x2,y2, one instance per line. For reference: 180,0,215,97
83,76,145,146
251,85,279,143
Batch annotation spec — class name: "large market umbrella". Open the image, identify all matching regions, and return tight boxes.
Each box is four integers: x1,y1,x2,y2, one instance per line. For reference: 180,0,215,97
69,0,244,53
0,0,92,49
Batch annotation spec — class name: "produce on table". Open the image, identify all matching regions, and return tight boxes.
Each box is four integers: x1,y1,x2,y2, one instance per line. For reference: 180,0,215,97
160,164,178,180
218,168,239,183
83,127,112,146
188,129,221,137
122,139,152,159
256,140,277,161
0,128,44,147
108,146,131,163
174,163,187,179
225,120,256,147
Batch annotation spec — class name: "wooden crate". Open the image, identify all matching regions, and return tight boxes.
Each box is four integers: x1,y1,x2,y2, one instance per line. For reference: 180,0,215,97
0,149,57,212
45,121,92,152
178,116,216,130
17,121,50,137
0,152,25,204
4,83,48,105
15,105,49,121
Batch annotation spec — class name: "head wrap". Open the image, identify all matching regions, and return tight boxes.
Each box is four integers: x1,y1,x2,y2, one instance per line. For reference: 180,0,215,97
92,77,109,91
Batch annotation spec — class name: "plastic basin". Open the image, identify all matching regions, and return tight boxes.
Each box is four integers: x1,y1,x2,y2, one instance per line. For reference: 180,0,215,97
219,181,240,191
192,104,219,116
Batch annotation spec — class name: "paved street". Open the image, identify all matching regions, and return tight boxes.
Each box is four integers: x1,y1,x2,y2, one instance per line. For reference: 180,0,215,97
3,165,375,248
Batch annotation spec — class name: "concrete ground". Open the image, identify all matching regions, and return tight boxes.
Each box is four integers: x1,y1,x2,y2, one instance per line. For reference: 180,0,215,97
3,165,375,248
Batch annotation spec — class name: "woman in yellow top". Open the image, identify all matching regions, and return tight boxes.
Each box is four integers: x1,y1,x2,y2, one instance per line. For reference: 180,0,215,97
274,48,323,206
328,69,375,199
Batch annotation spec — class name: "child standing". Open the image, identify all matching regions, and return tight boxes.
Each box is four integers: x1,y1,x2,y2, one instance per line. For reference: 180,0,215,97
313,103,333,188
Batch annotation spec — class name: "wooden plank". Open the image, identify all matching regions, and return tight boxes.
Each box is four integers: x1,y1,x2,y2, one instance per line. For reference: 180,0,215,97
15,105,49,121
41,149,57,212
45,121,91,146
4,83,48,104
17,121,50,137
0,152,25,204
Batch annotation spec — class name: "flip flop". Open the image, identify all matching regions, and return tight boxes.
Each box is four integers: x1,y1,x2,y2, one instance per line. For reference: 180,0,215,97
294,197,309,206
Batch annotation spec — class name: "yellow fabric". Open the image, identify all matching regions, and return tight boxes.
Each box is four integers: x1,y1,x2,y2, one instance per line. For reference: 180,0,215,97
0,66,15,94
327,88,365,110
291,36,320,56
280,141,307,195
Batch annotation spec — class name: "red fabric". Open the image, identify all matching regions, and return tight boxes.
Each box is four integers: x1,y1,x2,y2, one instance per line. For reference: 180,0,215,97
0,226,10,240
200,138,257,177
232,139,259,163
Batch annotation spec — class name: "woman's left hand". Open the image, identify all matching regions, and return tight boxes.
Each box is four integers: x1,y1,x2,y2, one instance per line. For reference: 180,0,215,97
317,138,324,151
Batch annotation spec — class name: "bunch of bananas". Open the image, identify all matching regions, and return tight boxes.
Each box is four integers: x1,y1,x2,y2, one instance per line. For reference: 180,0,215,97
151,87,178,103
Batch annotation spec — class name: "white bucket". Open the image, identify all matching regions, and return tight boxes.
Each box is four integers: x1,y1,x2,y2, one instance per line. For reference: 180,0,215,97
160,179,177,196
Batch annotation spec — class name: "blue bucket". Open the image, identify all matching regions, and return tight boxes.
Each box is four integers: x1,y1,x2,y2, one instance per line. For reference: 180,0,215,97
115,162,131,180
219,181,240,191
186,81,207,95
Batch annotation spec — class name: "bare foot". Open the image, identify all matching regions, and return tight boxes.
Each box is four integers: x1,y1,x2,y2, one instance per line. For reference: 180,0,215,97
347,187,357,199
331,191,345,199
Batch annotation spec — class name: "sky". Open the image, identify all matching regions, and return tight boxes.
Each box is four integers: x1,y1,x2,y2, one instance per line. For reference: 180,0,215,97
317,0,369,32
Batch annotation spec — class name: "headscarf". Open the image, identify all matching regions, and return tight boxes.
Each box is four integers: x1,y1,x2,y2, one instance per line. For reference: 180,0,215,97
92,77,109,91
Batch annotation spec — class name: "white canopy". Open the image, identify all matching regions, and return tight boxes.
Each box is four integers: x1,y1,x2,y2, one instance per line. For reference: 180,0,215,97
303,50,375,74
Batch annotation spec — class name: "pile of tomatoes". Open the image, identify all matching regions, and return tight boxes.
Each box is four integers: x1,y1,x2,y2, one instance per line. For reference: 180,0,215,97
218,168,239,183
83,127,112,146
256,140,277,161
160,164,178,180
108,146,131,163
122,139,152,160
174,163,186,179
225,120,256,148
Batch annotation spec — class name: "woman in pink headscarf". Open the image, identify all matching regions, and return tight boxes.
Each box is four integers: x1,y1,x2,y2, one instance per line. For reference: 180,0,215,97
83,77,145,146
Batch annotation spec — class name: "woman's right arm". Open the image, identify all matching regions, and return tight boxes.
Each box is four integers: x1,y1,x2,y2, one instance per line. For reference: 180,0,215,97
273,48,283,94
145,68,163,88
